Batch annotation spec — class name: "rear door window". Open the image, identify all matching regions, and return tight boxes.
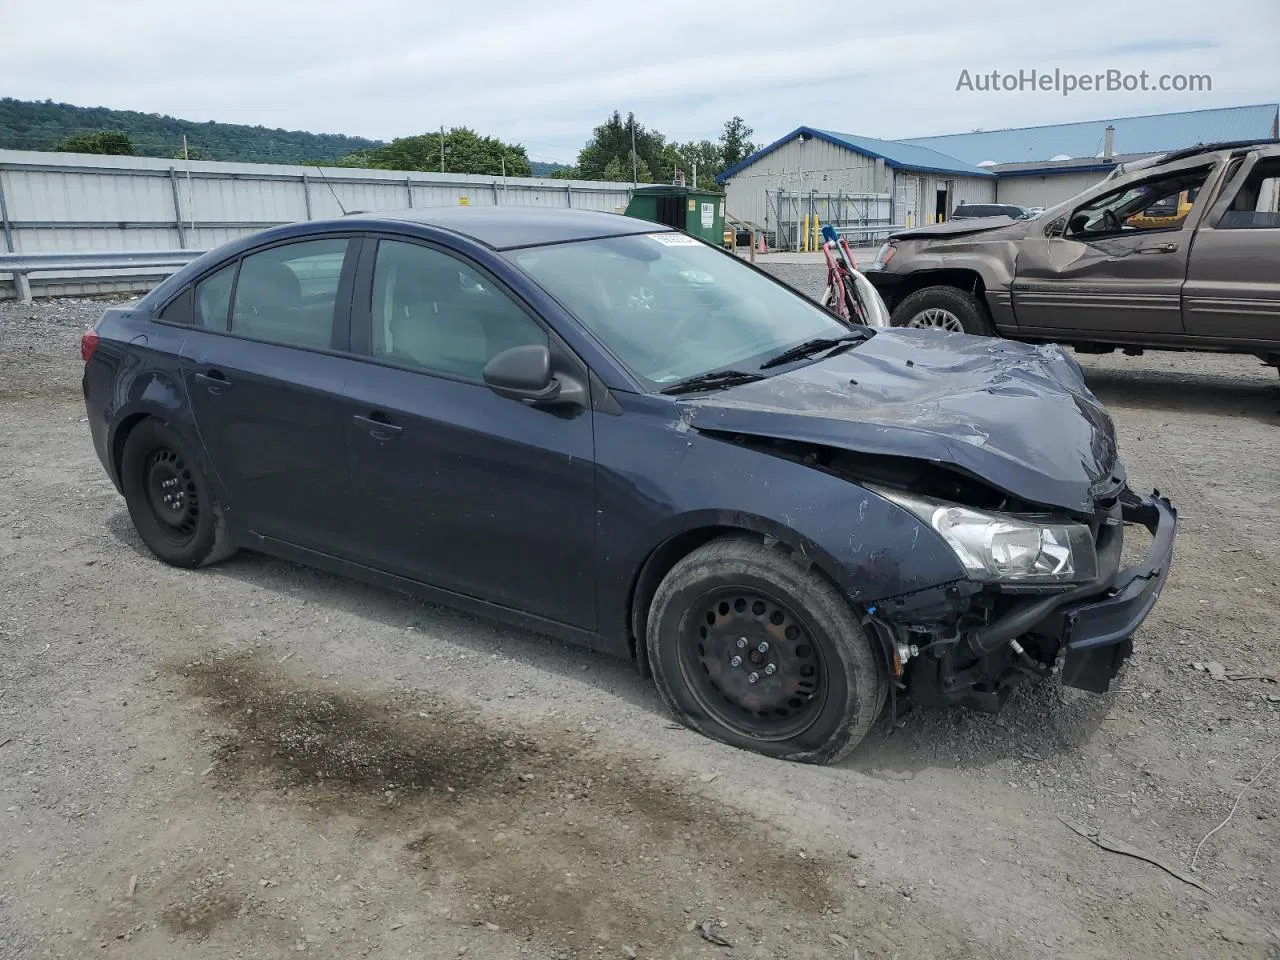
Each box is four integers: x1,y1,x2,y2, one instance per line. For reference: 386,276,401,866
1218,158,1280,229
231,238,351,350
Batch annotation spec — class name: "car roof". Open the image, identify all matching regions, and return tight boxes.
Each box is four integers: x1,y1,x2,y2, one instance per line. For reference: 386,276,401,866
337,206,666,251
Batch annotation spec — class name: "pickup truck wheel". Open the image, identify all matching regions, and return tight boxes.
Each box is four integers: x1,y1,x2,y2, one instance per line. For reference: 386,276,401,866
646,537,887,764
892,285,994,336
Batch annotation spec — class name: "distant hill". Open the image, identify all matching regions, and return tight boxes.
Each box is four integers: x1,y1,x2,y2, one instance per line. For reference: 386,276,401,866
530,160,572,177
0,99,572,176
0,98,384,164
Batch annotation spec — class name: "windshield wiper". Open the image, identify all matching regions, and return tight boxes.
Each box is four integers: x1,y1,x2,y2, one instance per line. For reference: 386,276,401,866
660,369,765,395
758,333,867,370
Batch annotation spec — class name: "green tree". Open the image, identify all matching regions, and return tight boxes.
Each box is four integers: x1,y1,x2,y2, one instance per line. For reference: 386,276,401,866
602,156,652,183
339,127,532,176
54,129,134,155
719,116,757,170
574,112,666,183
663,139,721,186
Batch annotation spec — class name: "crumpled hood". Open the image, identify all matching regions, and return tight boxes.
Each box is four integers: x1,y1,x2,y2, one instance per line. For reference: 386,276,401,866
680,328,1121,514
890,216,1030,242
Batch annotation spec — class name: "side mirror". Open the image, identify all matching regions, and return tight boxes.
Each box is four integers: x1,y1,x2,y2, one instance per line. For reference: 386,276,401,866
483,343,560,403
1044,217,1067,238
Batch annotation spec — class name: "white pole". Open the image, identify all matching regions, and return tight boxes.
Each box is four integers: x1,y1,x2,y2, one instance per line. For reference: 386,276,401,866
183,135,194,235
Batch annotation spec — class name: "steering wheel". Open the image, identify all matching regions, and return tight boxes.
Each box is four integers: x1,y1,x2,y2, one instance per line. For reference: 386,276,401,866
625,284,657,311
1101,209,1122,233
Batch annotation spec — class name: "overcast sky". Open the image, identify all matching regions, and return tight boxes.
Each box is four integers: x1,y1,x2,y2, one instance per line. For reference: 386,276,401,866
5,0,1277,164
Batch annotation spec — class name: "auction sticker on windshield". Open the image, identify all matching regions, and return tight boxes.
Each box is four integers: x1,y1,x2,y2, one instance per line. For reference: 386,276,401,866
649,232,700,245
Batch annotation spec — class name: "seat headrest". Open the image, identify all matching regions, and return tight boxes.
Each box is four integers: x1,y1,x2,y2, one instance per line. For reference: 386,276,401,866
387,255,463,313
236,261,300,310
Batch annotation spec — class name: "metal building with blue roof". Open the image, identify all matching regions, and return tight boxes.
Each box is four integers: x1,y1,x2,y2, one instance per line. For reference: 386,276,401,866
717,104,1279,248
716,125,1000,248
898,103,1279,167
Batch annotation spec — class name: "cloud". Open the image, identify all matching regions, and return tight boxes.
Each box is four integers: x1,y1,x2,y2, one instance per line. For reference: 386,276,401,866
4,0,1276,162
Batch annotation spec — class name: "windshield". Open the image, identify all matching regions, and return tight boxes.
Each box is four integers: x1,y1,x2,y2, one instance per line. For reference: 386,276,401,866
506,232,858,389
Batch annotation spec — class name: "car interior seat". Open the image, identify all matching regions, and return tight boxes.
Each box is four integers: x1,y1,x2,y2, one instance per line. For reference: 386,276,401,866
232,261,329,347
386,257,489,378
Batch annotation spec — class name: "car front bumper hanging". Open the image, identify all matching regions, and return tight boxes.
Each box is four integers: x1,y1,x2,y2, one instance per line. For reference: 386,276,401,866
1032,490,1177,692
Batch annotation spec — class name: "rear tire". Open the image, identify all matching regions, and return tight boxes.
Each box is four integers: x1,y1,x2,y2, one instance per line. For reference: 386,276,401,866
120,418,235,568
646,537,887,764
891,285,994,336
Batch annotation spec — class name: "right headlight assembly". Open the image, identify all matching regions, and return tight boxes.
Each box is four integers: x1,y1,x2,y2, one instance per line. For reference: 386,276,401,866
873,487,1098,585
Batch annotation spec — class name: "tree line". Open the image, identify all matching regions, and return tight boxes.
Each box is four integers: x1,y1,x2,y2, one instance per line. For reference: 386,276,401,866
0,98,380,164
0,98,758,186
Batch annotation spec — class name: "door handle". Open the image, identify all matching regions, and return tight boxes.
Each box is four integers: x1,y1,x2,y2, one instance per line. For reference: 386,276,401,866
352,413,403,441
194,370,232,393
1136,242,1178,254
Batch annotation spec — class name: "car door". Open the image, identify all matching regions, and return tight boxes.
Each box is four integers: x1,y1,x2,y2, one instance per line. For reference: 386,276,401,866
341,236,598,629
1183,151,1280,343
1011,159,1217,336
178,235,359,554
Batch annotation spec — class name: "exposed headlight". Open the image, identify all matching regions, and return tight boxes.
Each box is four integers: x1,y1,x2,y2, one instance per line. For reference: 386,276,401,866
874,488,1097,584
870,242,896,270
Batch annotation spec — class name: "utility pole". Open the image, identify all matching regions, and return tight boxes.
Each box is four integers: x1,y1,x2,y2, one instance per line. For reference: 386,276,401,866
630,116,638,186
440,125,445,173
182,135,193,234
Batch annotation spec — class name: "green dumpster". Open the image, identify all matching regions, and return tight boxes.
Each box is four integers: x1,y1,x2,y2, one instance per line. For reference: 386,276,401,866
623,184,725,246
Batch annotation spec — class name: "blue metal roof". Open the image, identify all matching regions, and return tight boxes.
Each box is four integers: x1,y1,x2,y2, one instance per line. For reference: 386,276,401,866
716,125,995,183
897,103,1280,166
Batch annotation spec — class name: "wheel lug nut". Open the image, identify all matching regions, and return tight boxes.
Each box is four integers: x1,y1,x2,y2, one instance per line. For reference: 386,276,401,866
736,638,747,649
764,664,776,676
756,641,769,654
729,655,742,667
747,672,759,684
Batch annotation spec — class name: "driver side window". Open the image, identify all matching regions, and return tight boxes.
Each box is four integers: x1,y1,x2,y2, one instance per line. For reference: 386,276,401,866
1068,168,1210,239
369,240,546,381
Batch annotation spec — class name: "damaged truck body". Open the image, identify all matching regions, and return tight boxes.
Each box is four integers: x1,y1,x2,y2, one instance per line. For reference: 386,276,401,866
82,207,1176,764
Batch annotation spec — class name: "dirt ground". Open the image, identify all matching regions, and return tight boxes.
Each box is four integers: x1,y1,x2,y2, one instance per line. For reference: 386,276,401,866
1,282,1278,960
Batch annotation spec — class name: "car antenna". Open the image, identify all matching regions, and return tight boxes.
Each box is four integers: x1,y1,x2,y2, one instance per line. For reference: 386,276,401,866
312,164,347,216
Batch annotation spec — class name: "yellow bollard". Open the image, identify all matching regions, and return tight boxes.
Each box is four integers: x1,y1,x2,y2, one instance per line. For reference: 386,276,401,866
812,217,820,251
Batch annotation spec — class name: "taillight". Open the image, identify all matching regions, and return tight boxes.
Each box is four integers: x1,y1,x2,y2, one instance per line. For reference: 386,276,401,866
80,328,100,363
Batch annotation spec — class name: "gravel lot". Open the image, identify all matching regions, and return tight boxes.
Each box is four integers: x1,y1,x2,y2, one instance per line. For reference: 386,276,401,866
1,276,1278,960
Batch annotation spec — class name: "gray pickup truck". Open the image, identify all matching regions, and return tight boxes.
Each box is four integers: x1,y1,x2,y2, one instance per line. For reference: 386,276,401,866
864,139,1280,371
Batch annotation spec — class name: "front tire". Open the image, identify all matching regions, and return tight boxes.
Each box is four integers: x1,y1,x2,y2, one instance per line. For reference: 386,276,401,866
891,285,994,336
120,418,235,568
646,537,887,764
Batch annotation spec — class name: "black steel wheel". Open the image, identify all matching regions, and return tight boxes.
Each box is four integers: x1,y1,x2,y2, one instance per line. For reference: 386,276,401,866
120,418,235,568
141,446,201,545
647,537,887,764
680,588,827,741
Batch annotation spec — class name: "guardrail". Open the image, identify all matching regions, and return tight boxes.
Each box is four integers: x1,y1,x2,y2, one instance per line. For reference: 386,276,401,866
834,225,906,243
0,250,204,302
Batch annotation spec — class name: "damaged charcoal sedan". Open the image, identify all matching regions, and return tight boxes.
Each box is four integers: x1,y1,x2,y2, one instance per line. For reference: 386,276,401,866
81,207,1176,764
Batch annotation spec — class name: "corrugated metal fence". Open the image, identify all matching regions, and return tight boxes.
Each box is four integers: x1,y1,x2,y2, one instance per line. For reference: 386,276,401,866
0,150,636,298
